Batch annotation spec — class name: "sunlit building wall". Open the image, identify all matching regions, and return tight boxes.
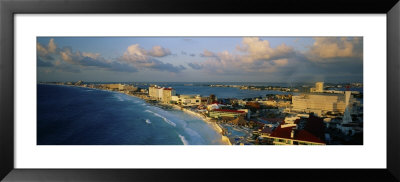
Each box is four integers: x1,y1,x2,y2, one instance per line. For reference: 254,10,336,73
291,93,353,116
315,82,324,92
162,88,176,103
148,85,159,99
157,88,164,101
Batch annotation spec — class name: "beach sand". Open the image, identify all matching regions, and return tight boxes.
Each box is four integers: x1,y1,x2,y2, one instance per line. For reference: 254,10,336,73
64,84,233,145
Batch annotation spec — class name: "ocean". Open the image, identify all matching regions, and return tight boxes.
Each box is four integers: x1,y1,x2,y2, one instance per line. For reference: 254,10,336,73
37,83,362,145
37,84,226,145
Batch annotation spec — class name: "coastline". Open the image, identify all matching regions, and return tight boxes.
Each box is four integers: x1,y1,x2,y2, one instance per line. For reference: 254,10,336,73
44,83,232,145
127,94,232,145
119,91,233,145
177,106,232,145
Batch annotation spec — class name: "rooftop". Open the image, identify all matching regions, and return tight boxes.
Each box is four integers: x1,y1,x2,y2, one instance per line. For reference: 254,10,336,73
212,109,245,113
270,125,325,144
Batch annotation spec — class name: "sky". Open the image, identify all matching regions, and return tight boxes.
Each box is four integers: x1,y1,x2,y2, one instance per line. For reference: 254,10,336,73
37,37,363,83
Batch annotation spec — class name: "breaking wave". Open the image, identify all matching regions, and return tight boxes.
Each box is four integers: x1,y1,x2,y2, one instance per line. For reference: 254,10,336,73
114,95,124,101
145,119,151,124
178,134,189,145
145,110,176,127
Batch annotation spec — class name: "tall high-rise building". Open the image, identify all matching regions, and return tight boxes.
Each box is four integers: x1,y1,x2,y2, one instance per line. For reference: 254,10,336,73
162,88,176,103
149,85,176,103
315,82,324,92
149,85,161,99
342,91,353,124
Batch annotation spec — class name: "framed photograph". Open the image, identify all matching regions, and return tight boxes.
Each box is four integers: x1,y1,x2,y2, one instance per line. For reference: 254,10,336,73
1,0,399,181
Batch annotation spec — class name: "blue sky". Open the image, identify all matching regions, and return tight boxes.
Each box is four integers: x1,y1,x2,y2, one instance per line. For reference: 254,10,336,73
37,37,363,83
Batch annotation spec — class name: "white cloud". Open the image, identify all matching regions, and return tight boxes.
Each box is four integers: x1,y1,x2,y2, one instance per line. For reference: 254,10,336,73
148,46,171,57
38,40,182,74
37,42,48,57
48,38,57,53
237,37,293,62
307,37,363,62
121,44,185,73
188,37,295,74
59,48,73,63
188,37,363,82
37,38,57,58
122,44,148,62
37,39,138,73
200,49,216,57
81,52,100,59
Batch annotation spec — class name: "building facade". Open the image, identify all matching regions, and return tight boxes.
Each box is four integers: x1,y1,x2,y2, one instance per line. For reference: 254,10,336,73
209,109,246,119
315,82,324,92
148,85,176,103
291,92,355,116
148,85,160,99
264,125,325,145
162,88,176,103
157,88,164,101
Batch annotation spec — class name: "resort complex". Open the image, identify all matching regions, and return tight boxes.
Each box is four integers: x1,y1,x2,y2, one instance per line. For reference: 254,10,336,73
46,81,363,145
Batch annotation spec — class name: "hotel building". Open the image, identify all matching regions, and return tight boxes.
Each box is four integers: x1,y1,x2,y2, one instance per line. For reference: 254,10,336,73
209,109,246,119
148,85,176,103
162,88,175,103
148,85,159,99
172,95,201,106
291,91,355,116
310,82,324,93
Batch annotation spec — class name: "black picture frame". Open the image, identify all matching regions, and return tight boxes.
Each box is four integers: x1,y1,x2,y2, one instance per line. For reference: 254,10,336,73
1,0,399,181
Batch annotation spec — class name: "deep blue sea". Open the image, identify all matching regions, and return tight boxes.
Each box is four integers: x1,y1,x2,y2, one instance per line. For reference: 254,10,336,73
37,84,226,145
37,83,363,145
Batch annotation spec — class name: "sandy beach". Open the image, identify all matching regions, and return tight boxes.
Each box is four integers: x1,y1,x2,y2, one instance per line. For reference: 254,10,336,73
118,91,232,145
178,107,232,145
55,84,233,145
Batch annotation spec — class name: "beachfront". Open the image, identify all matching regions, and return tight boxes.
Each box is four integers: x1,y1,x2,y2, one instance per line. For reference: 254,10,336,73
47,82,233,145
44,81,363,145
120,91,233,145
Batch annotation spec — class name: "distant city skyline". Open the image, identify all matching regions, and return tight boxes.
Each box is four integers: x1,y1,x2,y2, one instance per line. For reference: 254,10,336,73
37,37,363,83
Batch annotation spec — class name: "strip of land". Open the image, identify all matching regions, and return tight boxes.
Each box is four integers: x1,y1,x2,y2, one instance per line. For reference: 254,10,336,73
41,81,364,145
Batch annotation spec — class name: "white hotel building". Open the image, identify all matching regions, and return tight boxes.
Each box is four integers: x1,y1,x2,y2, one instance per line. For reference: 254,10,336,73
291,91,355,116
171,95,201,106
148,85,176,103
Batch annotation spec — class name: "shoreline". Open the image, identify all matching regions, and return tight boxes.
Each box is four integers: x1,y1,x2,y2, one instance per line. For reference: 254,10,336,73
119,91,233,145
177,106,232,145
129,95,232,145
43,83,232,145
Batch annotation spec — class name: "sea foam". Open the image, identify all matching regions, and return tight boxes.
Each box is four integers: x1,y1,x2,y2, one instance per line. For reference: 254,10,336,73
145,110,176,127
114,95,125,101
178,134,189,145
